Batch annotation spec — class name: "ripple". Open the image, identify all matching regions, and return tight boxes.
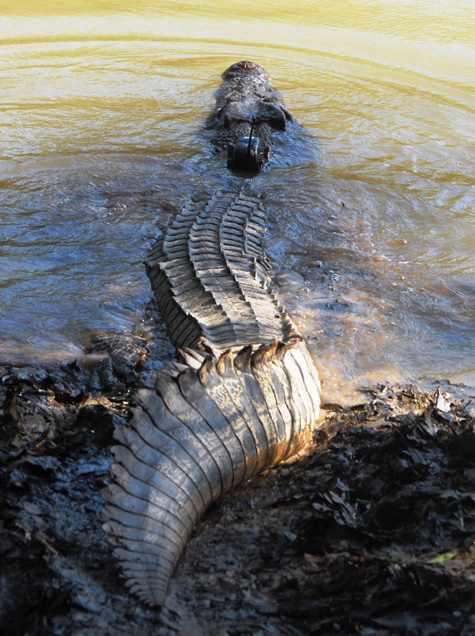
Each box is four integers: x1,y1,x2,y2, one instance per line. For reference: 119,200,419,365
0,1,474,389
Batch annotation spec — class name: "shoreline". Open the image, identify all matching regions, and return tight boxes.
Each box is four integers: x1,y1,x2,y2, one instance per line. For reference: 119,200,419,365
1,360,473,635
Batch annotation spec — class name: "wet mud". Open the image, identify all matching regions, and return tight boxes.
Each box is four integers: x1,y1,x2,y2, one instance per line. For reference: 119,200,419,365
1,361,474,635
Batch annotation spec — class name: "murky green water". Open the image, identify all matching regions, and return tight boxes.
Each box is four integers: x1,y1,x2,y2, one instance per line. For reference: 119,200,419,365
1,0,474,400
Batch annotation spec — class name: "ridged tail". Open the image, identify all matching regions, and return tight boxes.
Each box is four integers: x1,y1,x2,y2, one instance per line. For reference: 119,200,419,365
103,188,321,607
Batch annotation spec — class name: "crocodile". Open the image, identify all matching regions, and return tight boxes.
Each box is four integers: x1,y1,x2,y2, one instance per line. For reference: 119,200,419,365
84,62,296,391
102,64,321,608
206,60,295,171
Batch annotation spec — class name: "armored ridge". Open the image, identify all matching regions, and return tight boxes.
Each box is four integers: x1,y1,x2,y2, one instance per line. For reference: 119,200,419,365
206,61,294,171
145,189,301,355
102,188,321,607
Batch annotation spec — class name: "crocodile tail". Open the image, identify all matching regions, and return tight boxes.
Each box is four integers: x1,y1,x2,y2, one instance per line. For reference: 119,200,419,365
102,340,320,607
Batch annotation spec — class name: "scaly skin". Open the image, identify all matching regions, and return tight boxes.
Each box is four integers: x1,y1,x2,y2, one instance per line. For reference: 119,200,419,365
102,188,321,607
145,189,301,355
102,65,321,608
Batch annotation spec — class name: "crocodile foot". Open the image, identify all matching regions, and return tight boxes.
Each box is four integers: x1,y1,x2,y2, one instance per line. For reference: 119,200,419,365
85,332,148,392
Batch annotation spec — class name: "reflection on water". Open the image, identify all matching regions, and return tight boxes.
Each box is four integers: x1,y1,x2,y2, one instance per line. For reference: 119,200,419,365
0,0,474,399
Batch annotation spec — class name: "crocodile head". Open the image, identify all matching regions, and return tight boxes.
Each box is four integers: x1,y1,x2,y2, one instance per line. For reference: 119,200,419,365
221,60,270,81
207,61,294,172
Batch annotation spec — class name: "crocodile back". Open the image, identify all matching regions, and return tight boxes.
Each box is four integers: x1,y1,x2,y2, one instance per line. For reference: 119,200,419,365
145,189,301,355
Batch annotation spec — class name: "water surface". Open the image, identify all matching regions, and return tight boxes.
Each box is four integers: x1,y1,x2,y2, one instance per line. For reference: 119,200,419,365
1,0,474,400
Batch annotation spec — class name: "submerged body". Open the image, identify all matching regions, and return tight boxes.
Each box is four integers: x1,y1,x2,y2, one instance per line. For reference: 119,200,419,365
102,65,321,607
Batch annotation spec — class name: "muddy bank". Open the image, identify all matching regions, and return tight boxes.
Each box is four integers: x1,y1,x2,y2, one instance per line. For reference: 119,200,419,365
1,363,474,635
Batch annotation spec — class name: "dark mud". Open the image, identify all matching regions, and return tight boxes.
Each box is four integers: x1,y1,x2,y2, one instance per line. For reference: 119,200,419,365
1,363,474,635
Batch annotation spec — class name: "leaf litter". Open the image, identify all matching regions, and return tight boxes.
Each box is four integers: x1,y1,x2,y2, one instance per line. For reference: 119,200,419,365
1,363,474,636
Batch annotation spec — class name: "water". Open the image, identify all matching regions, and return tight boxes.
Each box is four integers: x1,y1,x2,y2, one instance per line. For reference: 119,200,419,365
0,0,474,401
